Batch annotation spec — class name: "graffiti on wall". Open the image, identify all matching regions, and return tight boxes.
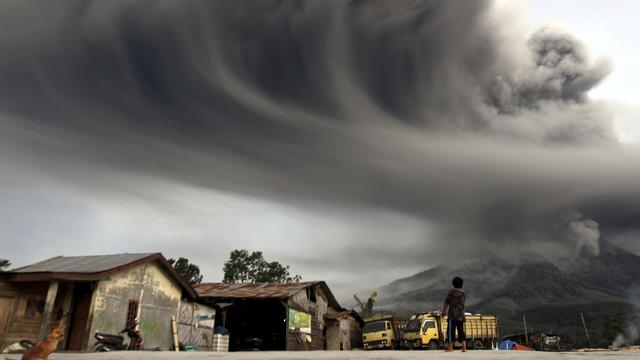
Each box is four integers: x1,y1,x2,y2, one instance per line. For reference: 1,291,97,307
196,313,215,329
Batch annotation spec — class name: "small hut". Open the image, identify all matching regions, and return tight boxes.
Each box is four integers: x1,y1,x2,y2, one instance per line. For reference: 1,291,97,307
194,281,363,351
0,253,212,351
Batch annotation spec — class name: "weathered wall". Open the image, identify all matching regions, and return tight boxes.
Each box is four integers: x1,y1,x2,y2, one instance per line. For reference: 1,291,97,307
177,300,216,350
325,319,352,350
286,285,332,351
325,319,340,350
87,262,182,350
348,318,363,349
311,287,329,350
338,318,354,350
0,281,48,349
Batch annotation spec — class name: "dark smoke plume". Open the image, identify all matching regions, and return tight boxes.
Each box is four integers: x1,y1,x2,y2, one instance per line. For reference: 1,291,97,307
0,0,638,291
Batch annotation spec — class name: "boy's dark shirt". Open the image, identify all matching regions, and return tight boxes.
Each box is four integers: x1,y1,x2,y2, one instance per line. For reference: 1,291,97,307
445,288,465,322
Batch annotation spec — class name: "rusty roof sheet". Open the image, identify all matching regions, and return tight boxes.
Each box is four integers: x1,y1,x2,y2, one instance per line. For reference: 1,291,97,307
194,281,319,299
194,281,343,310
11,253,156,273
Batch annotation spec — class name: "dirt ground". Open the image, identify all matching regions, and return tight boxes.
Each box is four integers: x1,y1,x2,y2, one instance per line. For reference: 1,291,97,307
3,350,639,359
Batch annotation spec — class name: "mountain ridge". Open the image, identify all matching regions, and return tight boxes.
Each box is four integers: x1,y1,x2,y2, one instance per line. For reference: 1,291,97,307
355,241,639,341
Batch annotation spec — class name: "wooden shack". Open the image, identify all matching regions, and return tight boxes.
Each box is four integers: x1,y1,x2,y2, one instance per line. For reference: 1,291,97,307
194,281,363,351
0,253,209,352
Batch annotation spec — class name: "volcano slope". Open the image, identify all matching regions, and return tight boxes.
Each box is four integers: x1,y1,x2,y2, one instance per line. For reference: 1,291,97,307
360,241,639,347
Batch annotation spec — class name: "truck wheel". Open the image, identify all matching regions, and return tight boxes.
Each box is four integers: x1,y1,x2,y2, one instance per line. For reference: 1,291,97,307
473,340,484,350
428,341,438,350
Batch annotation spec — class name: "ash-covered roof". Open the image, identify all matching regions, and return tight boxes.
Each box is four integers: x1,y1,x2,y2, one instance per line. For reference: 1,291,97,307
194,281,342,309
194,281,317,298
12,253,155,273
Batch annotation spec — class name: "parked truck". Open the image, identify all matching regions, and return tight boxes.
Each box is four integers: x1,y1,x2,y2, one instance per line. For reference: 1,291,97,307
402,312,497,350
362,315,402,350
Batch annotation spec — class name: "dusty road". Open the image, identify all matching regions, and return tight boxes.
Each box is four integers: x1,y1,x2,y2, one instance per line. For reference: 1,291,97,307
3,350,638,359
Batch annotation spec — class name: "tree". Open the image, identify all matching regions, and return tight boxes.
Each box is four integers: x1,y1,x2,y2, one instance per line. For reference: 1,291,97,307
353,291,377,319
168,257,203,285
596,311,627,347
223,249,301,284
0,259,10,271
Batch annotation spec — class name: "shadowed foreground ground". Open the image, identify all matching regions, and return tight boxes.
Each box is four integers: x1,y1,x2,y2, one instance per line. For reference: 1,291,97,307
4,350,638,359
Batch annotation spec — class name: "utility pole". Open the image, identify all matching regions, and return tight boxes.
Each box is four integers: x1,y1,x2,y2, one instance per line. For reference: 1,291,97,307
523,313,529,344
580,312,591,343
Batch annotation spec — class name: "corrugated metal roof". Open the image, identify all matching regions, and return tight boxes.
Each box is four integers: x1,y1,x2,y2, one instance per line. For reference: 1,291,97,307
11,253,156,273
194,281,320,299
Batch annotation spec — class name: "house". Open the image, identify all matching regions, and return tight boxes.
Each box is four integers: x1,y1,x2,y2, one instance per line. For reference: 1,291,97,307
194,281,363,351
0,253,214,351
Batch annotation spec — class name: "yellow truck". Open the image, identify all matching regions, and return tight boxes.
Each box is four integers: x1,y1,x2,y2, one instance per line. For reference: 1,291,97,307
362,315,401,350
402,312,497,350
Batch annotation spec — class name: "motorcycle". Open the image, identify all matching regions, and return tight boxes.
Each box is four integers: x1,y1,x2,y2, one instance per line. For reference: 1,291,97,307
93,321,143,351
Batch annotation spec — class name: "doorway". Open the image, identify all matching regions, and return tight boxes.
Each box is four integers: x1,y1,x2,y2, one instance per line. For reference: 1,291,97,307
225,299,287,351
65,282,94,351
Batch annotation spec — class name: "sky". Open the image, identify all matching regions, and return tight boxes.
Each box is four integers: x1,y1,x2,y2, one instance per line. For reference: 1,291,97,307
1,0,639,301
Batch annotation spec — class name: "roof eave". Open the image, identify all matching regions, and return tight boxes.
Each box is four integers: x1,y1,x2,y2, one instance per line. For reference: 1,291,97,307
7,272,107,282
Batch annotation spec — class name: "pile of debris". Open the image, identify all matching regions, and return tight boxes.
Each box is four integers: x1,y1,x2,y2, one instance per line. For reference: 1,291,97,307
576,345,640,352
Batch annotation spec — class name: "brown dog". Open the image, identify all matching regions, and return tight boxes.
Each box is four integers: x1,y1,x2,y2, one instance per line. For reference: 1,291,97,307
8,323,64,360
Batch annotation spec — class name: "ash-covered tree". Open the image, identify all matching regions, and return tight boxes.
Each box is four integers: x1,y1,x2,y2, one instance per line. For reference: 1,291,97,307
168,257,203,285
223,249,301,284
353,291,377,319
0,259,10,271
594,311,628,347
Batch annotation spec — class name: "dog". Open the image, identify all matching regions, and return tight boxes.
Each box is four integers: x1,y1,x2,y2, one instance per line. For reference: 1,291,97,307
6,323,64,360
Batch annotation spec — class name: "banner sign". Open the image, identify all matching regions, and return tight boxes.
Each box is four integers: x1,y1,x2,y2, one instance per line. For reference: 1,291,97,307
288,308,312,334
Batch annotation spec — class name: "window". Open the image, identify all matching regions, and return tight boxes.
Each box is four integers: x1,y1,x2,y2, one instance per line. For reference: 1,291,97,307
423,320,436,329
405,319,421,332
306,288,316,303
125,299,139,328
363,321,386,333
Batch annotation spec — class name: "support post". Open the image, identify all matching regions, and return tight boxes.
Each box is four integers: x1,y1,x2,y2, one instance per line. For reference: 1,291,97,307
60,282,75,347
172,315,180,352
39,281,59,341
60,283,74,319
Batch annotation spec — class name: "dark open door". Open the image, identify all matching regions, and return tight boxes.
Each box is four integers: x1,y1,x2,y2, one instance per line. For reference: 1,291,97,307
0,296,16,349
66,282,94,351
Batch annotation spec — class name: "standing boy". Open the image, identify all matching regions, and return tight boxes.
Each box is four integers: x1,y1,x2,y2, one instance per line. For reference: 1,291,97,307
441,276,466,352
